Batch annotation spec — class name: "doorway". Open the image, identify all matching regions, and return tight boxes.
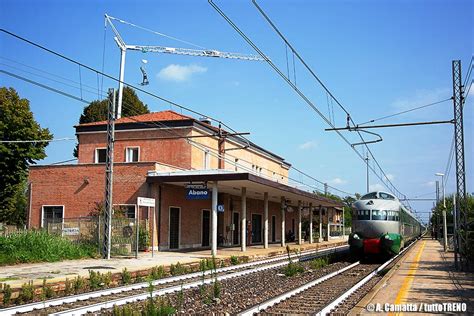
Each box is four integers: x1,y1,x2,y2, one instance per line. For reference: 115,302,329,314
202,210,210,247
252,214,262,244
233,212,240,245
271,215,276,242
169,207,180,249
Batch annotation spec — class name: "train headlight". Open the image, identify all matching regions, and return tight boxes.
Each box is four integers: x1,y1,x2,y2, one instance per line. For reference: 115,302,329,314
384,235,391,240
353,234,360,240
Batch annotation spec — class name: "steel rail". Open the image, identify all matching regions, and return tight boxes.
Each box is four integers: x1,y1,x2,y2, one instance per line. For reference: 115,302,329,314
317,238,420,315
50,246,348,316
238,261,361,316
1,244,347,315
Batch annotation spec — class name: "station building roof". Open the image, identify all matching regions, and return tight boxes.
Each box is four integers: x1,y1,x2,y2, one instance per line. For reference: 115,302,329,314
146,169,344,209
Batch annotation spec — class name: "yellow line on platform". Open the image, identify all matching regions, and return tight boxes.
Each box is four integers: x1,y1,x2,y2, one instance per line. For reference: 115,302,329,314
390,240,426,316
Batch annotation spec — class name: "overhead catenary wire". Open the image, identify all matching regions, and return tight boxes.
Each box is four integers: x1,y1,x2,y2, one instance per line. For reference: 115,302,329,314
0,29,359,196
0,137,76,143
209,0,407,204
1,68,348,197
357,97,453,126
247,0,409,202
247,0,412,205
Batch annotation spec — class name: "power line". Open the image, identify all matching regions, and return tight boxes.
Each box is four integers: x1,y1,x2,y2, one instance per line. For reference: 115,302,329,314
0,137,75,143
357,98,453,126
209,0,409,205
248,0,412,206
2,68,347,198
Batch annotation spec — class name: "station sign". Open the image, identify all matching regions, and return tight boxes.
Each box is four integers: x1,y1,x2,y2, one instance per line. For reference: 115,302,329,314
185,183,207,190
186,188,210,200
137,197,156,207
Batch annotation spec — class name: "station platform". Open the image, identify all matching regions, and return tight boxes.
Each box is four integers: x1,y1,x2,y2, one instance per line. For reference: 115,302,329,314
351,239,474,315
0,238,346,289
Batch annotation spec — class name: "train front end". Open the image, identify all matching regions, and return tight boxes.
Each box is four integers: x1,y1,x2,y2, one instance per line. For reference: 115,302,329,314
349,192,403,256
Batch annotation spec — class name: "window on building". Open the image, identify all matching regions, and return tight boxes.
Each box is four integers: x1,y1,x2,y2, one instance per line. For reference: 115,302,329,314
42,206,64,227
204,150,210,169
126,147,139,162
114,205,136,218
95,148,106,163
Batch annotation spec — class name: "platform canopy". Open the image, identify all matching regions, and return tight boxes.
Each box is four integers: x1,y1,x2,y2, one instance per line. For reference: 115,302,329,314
146,169,344,208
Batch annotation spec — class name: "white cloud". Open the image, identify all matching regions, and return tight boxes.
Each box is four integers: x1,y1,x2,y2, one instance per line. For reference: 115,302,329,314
391,88,450,112
298,141,317,150
369,183,385,192
386,173,395,181
328,178,348,185
157,64,207,82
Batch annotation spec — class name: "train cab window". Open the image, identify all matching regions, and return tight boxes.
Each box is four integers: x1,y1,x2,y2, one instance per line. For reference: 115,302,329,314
379,192,395,200
361,192,378,200
372,210,387,221
357,210,370,220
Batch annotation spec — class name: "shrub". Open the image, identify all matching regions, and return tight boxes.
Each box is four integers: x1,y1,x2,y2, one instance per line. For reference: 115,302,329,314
213,279,221,299
19,281,35,303
230,255,239,265
103,271,112,288
0,230,97,265
64,278,72,295
73,276,85,294
122,268,132,285
138,226,150,251
310,257,329,270
282,262,304,277
169,262,187,276
151,265,165,280
41,278,55,300
2,283,12,305
89,270,102,290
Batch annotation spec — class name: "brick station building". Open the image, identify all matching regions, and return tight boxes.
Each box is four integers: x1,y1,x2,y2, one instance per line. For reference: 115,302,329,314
27,110,343,254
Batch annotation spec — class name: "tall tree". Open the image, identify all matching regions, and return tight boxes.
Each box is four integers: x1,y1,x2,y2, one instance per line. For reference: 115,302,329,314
0,87,52,225
74,87,149,157
78,87,149,124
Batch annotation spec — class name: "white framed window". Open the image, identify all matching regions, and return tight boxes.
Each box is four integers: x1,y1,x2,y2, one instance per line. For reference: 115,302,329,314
126,147,140,162
41,205,64,228
95,148,107,163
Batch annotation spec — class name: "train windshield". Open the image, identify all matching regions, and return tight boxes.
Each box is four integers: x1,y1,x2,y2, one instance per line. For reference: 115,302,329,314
371,210,387,220
379,192,395,200
360,192,378,200
356,209,370,220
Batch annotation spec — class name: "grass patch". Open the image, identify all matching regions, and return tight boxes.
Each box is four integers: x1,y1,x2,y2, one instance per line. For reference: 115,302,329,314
282,262,304,277
0,230,97,265
309,256,329,270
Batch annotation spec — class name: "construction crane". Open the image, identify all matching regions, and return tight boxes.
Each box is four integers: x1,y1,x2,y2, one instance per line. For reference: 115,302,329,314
105,14,265,118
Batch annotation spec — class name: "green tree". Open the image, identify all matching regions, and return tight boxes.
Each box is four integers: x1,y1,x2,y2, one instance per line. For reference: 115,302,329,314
78,87,149,124
74,87,149,157
0,87,52,225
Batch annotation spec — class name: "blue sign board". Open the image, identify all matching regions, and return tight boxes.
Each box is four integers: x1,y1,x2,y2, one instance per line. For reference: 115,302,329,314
186,188,210,200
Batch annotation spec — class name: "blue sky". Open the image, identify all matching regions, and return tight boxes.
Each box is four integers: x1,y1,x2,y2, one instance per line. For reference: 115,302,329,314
1,0,472,223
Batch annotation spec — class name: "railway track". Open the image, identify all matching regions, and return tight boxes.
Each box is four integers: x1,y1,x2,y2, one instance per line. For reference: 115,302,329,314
241,238,419,316
2,244,348,315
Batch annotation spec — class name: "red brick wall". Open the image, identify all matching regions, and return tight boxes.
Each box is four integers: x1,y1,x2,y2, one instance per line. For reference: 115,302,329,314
77,129,192,169
28,163,155,228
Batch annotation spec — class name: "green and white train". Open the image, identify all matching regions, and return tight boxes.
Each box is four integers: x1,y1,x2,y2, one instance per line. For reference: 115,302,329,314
349,191,423,256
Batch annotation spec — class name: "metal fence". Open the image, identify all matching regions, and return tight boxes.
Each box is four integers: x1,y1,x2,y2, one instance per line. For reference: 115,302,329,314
45,216,149,256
